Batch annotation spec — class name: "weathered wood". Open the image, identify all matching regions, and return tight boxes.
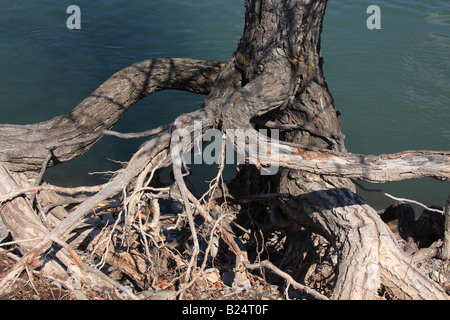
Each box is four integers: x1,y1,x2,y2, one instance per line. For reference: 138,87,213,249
246,260,329,300
223,0,448,300
0,58,224,177
277,183,448,299
0,163,47,253
0,58,223,293
0,0,448,300
0,58,222,258
240,136,450,182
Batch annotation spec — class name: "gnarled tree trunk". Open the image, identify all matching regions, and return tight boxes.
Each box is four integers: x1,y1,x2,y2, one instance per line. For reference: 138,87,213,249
0,0,448,299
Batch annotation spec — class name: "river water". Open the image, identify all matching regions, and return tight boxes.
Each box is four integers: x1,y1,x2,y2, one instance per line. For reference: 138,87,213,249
0,0,448,211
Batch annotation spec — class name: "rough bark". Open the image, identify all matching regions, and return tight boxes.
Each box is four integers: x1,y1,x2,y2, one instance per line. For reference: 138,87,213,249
0,58,223,245
0,58,224,294
0,163,47,252
439,196,450,260
0,0,448,300
217,0,448,299
0,58,224,177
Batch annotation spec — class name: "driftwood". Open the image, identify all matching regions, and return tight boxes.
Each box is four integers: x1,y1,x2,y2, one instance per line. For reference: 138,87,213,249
0,0,448,300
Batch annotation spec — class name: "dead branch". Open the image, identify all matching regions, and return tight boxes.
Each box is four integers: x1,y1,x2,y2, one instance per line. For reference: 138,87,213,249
352,179,444,214
83,264,139,300
245,260,329,300
0,58,225,176
0,183,106,205
102,124,172,139
171,122,200,284
0,1,448,301
236,130,450,183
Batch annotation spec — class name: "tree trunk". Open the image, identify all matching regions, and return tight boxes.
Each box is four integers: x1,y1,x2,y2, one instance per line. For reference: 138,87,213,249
0,0,448,299
439,196,450,260
217,0,448,299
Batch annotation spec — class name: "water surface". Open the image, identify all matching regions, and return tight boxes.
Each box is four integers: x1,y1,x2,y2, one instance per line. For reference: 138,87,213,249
0,1,448,211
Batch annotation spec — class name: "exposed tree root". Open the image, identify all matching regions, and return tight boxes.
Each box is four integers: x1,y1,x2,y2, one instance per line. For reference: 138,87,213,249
0,0,449,300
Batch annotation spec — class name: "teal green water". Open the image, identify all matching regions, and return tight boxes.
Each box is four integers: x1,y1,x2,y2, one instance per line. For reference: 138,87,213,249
322,0,450,210
0,1,448,211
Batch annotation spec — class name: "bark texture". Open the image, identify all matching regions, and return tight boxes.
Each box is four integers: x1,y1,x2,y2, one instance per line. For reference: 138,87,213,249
0,0,448,300
219,0,448,299
0,58,224,177
232,0,447,300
